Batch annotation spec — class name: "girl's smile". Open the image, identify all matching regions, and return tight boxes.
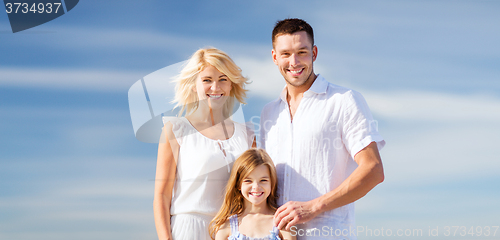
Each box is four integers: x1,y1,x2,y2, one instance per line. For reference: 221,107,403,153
241,165,272,207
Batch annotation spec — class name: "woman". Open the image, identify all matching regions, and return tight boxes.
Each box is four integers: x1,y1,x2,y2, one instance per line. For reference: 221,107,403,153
154,48,254,240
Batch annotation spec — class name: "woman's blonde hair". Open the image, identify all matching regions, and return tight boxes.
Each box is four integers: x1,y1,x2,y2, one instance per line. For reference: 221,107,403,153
172,47,248,117
209,148,279,239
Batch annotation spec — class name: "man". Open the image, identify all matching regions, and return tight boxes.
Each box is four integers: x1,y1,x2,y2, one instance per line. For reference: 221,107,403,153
260,18,385,240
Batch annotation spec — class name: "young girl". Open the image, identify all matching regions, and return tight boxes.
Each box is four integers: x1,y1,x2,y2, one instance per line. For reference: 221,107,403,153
210,149,296,240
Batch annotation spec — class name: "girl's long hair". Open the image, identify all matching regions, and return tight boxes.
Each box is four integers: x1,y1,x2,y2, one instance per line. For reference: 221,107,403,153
209,148,279,239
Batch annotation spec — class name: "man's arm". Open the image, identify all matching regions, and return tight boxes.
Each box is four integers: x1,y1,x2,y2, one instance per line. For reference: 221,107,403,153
274,142,384,230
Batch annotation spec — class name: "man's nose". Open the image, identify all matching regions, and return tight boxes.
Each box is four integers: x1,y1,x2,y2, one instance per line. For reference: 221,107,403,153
290,54,299,67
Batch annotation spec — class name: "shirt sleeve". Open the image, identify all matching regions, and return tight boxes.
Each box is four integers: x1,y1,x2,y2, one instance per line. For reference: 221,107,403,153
259,101,276,150
341,90,385,159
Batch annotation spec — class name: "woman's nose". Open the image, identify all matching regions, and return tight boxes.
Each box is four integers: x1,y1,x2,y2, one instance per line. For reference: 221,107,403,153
210,81,219,90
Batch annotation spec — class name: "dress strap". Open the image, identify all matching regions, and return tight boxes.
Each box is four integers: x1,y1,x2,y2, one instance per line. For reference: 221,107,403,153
229,215,239,235
270,226,280,239
162,116,187,145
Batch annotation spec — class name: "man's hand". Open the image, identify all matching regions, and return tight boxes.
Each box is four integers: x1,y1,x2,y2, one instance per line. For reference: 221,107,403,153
273,200,320,230
273,142,384,231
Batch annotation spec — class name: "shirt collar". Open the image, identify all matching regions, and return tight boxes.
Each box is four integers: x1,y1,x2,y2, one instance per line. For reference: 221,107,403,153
279,85,288,103
306,74,327,95
279,74,327,102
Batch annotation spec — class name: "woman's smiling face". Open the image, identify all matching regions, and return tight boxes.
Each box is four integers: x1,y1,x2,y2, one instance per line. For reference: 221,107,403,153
194,65,232,109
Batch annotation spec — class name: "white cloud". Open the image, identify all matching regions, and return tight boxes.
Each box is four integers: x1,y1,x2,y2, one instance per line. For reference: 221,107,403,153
0,29,273,92
381,124,500,183
314,1,500,55
363,90,500,122
0,67,143,92
0,56,282,100
357,185,499,227
0,156,156,240
4,26,199,52
7,25,271,59
357,90,500,185
56,178,153,199
234,56,284,98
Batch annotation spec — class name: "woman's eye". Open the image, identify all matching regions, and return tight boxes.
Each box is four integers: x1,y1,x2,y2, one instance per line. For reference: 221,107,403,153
220,78,228,81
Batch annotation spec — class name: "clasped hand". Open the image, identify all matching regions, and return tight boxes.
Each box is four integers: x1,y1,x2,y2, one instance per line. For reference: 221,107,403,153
273,200,320,230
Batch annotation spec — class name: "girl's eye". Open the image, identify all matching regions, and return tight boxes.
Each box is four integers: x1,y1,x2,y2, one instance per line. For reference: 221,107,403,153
203,79,211,82
261,179,268,182
220,78,228,82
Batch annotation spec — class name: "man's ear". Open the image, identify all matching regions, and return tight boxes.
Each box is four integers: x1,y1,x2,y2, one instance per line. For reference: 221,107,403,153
272,49,278,65
312,45,318,62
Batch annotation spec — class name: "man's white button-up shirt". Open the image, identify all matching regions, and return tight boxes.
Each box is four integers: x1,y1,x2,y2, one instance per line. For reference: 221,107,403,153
260,74,385,238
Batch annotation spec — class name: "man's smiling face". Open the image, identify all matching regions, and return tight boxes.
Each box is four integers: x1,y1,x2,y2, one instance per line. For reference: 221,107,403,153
272,31,317,90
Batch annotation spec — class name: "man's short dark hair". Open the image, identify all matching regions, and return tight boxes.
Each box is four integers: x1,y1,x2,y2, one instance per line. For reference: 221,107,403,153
272,18,314,48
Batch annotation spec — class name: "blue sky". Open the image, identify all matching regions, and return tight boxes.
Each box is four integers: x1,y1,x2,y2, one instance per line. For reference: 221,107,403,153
1,1,499,239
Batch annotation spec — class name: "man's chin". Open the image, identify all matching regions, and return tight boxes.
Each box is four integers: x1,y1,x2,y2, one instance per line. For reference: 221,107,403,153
285,78,308,88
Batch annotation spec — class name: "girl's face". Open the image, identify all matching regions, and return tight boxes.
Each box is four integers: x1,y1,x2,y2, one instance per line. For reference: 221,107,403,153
194,65,232,110
240,165,272,207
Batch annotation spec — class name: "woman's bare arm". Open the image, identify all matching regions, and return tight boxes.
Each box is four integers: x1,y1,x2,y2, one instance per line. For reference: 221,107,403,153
153,122,179,240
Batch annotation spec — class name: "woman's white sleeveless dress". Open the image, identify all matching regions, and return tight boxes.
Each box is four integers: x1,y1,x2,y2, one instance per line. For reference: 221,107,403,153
163,117,252,240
